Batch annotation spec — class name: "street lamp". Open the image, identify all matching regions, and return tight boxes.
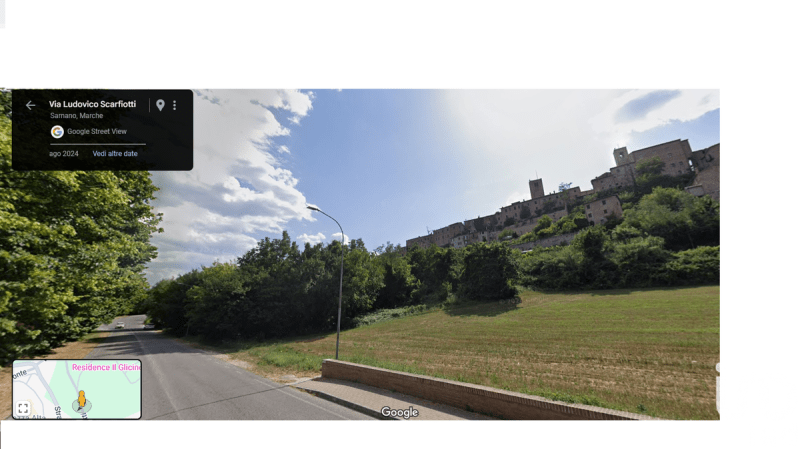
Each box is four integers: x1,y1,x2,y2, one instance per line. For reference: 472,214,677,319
307,205,345,360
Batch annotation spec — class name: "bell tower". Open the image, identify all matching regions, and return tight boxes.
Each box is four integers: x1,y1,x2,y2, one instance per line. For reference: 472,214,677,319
529,178,545,199
613,146,630,166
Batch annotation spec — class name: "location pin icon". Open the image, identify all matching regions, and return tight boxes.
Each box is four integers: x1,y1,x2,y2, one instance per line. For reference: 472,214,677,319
156,99,165,111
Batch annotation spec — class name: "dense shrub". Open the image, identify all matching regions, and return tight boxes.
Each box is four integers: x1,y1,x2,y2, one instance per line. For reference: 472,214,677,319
608,236,671,287
624,187,720,251
519,222,719,291
458,243,518,301
408,244,461,304
665,246,720,285
373,245,419,310
518,246,583,290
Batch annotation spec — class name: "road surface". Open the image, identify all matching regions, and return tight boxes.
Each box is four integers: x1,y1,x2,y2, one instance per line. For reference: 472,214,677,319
88,315,372,420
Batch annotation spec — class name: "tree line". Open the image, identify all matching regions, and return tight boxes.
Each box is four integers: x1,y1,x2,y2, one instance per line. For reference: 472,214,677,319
145,185,719,342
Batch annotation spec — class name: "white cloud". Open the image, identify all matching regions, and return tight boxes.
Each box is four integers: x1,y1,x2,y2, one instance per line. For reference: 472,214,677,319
146,90,315,283
297,232,326,245
589,89,720,147
504,190,527,208
436,89,718,216
332,232,351,245
436,90,626,210
295,231,350,248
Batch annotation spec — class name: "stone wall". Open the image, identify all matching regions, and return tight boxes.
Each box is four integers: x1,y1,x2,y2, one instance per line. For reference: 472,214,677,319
591,163,636,192
321,359,653,420
687,143,720,201
510,231,578,251
406,234,434,249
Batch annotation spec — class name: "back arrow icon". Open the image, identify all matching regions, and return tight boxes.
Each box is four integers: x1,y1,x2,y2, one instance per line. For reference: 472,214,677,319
26,101,36,110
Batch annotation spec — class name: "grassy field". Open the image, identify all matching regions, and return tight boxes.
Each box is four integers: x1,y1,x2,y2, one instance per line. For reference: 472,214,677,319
191,286,720,420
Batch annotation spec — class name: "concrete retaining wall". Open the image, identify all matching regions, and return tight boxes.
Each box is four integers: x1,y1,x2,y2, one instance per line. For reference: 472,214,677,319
321,359,654,420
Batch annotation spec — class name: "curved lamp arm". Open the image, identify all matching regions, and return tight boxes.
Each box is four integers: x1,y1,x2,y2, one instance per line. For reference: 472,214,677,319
307,206,345,359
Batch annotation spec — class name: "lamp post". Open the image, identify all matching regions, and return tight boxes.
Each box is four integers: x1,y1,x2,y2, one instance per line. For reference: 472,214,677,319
307,206,345,359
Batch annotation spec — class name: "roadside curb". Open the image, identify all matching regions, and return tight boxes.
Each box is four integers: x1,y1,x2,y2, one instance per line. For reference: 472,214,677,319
292,378,397,420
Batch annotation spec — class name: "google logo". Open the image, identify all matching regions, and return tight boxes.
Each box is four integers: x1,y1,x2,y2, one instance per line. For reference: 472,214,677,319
51,125,64,139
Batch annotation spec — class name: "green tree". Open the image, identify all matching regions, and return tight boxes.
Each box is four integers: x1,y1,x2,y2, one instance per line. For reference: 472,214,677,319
145,275,196,333
0,90,10,119
571,227,618,288
608,236,670,287
573,227,608,262
1,110,162,363
407,244,461,303
458,243,518,301
664,246,720,285
533,215,552,234
340,239,385,325
624,187,719,251
374,243,419,309
555,215,578,234
518,245,583,290
236,231,304,337
611,224,643,243
184,262,247,339
498,229,514,240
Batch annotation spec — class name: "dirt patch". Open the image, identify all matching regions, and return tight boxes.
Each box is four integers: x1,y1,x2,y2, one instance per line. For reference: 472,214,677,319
212,353,256,370
172,337,320,384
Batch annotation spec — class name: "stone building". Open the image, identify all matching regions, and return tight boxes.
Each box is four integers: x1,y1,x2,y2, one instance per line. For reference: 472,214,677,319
431,222,465,247
592,139,694,193
583,195,623,225
450,233,470,249
686,143,720,201
406,233,434,249
405,138,719,251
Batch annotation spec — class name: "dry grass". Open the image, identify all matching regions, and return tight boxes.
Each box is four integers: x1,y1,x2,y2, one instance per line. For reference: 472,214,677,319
1,330,110,419
178,336,316,384
214,286,719,420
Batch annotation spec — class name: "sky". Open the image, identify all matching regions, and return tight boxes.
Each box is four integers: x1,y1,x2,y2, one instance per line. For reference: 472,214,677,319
145,89,720,283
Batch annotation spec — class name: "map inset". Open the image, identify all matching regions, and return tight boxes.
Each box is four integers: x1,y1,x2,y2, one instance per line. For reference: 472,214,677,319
12,359,141,419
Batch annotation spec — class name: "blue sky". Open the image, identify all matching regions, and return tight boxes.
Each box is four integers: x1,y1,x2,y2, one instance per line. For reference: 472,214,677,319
145,89,720,283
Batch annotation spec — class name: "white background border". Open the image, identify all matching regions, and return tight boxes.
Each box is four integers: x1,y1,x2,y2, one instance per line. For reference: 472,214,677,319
2,1,796,447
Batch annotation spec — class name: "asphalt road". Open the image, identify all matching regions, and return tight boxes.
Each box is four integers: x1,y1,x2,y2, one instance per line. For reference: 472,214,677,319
88,315,372,420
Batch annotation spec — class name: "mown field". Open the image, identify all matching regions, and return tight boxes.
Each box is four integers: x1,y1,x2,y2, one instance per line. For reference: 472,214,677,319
201,286,720,420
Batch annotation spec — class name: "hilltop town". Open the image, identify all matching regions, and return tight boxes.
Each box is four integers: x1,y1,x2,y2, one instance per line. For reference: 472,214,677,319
405,139,720,250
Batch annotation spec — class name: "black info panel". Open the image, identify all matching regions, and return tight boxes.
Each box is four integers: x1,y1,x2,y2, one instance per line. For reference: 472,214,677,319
12,89,193,170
